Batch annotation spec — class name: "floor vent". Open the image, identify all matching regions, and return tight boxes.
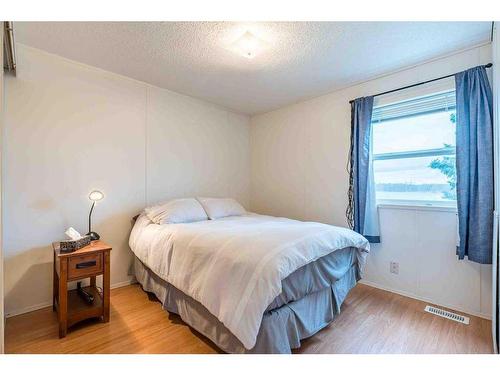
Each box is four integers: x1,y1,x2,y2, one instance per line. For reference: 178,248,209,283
424,305,470,325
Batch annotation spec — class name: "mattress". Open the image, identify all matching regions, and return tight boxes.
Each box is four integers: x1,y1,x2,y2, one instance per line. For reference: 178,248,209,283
134,246,359,353
130,213,369,349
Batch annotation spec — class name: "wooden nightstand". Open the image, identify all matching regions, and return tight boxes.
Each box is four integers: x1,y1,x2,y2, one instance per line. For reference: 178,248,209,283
52,240,112,338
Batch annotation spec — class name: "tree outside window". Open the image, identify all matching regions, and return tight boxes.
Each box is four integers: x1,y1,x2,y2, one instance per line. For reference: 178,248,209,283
428,113,457,200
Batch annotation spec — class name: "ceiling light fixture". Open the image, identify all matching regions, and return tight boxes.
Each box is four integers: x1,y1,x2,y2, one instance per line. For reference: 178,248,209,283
230,31,266,59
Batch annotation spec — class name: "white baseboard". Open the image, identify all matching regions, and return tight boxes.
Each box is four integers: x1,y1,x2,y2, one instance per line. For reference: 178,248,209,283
359,279,492,321
5,278,138,318
6,300,53,318
110,278,137,289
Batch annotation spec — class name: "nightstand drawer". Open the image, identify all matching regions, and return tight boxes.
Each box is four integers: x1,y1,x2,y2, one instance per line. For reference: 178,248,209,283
67,252,103,280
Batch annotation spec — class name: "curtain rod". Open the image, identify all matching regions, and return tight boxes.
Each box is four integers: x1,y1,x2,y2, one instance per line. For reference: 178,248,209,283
348,63,493,104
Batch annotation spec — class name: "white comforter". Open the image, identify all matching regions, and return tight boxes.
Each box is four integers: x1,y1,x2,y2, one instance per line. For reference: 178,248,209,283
129,213,370,349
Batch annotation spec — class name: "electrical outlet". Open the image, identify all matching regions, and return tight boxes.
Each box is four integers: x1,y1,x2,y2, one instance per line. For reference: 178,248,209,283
390,261,399,275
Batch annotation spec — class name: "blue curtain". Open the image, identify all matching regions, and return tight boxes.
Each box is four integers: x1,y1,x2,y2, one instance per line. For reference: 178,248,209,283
455,66,494,264
347,96,380,243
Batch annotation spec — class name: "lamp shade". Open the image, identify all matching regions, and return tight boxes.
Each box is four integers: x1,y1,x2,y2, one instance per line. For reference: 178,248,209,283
89,190,104,201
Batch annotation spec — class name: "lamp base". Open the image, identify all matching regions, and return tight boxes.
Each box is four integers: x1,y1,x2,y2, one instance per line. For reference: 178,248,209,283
86,231,100,241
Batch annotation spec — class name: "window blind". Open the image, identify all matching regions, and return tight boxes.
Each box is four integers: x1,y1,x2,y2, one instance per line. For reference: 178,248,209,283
372,90,455,123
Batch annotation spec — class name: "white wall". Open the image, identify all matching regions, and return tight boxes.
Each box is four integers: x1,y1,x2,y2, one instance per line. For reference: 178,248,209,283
1,24,5,354
250,44,492,318
365,206,491,319
3,44,250,316
146,86,250,205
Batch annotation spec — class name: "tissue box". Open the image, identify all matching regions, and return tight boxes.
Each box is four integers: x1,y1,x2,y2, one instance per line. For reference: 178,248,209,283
59,235,92,253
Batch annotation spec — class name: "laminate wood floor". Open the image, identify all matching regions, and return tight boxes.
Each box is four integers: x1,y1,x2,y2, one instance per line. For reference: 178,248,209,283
5,283,493,354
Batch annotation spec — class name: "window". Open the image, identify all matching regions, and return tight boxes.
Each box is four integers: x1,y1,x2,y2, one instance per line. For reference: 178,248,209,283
372,90,457,207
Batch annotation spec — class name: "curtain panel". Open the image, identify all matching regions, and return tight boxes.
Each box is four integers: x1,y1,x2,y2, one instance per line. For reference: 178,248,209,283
455,65,494,264
347,96,380,243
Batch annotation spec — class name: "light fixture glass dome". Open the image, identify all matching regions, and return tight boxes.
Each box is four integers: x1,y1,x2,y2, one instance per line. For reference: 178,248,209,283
229,31,267,59
89,190,104,201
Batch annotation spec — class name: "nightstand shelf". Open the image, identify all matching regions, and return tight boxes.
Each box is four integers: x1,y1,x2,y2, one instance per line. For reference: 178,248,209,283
67,286,103,326
53,240,112,338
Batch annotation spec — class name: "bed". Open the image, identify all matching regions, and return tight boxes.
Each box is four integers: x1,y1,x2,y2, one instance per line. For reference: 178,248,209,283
129,205,370,354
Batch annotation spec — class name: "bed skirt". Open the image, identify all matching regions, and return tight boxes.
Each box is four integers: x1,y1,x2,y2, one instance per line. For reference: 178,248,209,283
134,256,358,354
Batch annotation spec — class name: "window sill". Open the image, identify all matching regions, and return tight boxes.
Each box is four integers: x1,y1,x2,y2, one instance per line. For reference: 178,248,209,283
377,202,457,213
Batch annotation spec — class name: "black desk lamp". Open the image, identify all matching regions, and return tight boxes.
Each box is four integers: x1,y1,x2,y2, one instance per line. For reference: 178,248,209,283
87,190,104,241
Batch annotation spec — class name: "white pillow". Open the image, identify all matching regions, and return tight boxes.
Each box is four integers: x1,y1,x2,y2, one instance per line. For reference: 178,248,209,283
197,197,246,220
145,198,208,224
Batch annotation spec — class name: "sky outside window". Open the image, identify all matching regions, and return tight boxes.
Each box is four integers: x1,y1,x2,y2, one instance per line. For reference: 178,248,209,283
372,107,456,204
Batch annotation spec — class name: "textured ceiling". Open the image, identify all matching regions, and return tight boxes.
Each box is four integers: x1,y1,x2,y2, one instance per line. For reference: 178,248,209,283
14,22,491,115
